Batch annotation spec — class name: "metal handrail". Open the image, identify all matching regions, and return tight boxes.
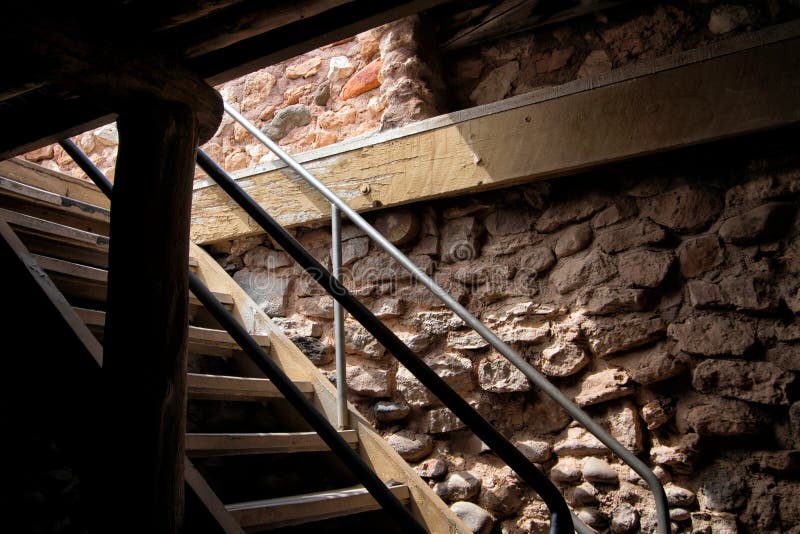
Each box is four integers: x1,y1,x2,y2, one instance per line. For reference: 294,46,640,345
59,139,427,534
196,150,575,534
225,102,670,534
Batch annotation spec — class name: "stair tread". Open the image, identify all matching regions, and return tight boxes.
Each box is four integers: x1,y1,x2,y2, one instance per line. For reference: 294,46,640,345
34,254,224,305
225,484,410,529
187,373,312,400
75,308,269,350
0,207,109,249
186,430,358,456
0,176,110,221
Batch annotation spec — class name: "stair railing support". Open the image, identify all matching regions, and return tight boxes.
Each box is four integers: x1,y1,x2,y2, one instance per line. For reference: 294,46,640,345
331,203,349,430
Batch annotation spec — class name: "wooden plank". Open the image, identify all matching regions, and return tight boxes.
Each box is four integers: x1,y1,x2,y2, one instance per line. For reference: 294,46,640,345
0,158,109,209
188,373,313,400
226,484,410,529
0,219,103,366
189,242,471,533
33,254,234,309
0,175,110,234
185,458,245,534
191,27,800,244
186,430,358,456
75,307,267,351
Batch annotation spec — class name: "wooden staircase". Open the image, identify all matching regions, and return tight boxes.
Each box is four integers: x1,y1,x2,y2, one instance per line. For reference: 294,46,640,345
1,158,468,533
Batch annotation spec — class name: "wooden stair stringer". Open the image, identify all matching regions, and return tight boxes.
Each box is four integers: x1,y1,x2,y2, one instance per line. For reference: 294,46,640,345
190,242,471,534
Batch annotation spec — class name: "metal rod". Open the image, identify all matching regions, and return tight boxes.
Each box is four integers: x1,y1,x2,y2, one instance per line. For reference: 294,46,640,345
60,138,426,534
59,138,113,197
331,204,348,430
224,101,669,534
197,149,574,534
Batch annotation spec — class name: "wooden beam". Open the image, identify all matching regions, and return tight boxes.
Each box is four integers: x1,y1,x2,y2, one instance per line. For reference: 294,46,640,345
101,101,199,533
190,26,800,244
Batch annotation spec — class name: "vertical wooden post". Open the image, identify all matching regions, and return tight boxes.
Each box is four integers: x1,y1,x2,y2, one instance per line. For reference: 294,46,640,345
102,100,198,532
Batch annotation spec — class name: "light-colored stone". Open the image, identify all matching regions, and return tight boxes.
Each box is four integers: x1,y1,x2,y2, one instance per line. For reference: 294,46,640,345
233,268,291,316
477,358,530,393
416,458,448,479
582,458,618,484
550,457,583,483
566,483,598,506
344,321,385,359
610,503,639,533
447,330,490,351
536,342,590,377
387,430,433,462
690,511,738,533
428,407,466,433
517,246,556,275
641,398,676,430
665,484,696,507
372,297,404,318
536,193,608,233
342,236,369,266
296,295,335,319
242,246,291,270
327,56,355,81
554,426,608,457
396,365,434,408
450,502,494,534
574,368,634,407
584,315,666,357
434,471,482,502
346,365,392,397
286,56,322,79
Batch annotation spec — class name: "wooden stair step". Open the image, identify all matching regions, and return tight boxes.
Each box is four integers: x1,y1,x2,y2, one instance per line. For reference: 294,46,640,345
186,430,358,456
3,209,109,268
34,254,224,306
75,308,269,354
0,175,110,235
187,373,312,401
225,483,410,530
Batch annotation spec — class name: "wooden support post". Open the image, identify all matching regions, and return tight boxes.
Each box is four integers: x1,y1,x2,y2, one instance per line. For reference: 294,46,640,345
101,100,198,532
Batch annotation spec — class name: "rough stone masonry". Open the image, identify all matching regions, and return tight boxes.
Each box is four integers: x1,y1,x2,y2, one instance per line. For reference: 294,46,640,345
219,133,800,533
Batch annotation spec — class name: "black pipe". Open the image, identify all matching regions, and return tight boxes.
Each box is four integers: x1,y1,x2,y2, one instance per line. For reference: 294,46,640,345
62,139,426,534
196,149,574,534
58,139,113,198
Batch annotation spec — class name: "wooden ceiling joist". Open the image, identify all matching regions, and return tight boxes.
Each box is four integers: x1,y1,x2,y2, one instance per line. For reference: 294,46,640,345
190,22,800,244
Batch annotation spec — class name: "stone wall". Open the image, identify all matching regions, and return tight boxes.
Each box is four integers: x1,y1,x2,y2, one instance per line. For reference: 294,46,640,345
20,16,443,180
445,0,796,109
219,132,800,533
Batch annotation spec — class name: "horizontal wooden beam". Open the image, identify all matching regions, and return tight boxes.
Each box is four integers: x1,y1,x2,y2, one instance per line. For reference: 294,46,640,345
190,23,800,244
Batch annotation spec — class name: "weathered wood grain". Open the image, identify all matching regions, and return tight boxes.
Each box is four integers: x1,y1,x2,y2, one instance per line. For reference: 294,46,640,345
191,27,800,244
